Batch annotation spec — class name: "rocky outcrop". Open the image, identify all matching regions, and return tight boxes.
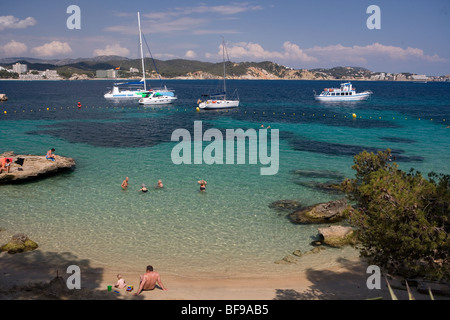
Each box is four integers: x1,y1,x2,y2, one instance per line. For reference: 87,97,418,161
269,199,303,212
1,233,38,254
317,225,356,247
0,151,76,184
274,246,326,264
289,198,348,224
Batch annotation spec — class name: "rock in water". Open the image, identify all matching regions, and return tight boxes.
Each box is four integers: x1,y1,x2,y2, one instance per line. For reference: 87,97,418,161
289,198,348,224
269,199,303,211
1,233,39,254
317,225,355,247
0,151,76,184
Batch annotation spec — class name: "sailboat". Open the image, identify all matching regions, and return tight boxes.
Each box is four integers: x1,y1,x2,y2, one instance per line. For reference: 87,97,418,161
197,38,239,109
104,12,175,101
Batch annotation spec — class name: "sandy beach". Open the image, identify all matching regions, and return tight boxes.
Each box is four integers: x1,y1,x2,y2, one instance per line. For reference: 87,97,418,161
0,248,443,301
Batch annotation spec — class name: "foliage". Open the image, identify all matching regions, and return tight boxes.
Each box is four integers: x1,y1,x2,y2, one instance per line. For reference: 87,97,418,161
0,70,18,79
342,149,450,280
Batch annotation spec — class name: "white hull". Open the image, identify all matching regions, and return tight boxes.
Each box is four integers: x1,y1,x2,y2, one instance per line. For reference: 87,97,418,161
139,95,177,105
199,100,239,109
315,92,372,102
104,90,147,99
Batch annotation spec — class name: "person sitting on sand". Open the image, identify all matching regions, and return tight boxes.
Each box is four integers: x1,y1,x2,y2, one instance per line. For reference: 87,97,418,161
0,158,11,173
140,184,148,193
122,177,129,190
46,148,56,161
156,179,163,189
134,265,167,295
114,274,126,289
198,179,207,192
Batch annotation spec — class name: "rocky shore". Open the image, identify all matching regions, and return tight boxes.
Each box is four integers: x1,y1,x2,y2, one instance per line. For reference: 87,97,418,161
0,151,76,184
270,196,358,264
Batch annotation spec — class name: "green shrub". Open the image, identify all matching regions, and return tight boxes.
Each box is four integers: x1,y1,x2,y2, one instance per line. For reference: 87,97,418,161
342,149,449,280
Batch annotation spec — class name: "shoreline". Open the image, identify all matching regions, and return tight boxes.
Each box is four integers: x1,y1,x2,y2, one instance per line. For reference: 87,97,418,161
0,78,447,82
0,248,445,300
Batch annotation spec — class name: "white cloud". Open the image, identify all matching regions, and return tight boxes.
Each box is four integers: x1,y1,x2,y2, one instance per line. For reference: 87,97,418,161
205,41,447,68
144,3,262,19
0,40,27,56
306,43,447,64
94,44,130,57
0,16,37,31
207,41,318,63
109,3,262,35
31,41,72,57
185,50,197,59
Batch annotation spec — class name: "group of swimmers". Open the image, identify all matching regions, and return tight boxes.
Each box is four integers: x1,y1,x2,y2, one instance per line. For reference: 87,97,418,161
121,177,164,193
121,177,207,192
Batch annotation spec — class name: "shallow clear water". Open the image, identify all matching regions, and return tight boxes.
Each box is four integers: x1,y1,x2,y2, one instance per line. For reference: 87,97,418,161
0,80,449,277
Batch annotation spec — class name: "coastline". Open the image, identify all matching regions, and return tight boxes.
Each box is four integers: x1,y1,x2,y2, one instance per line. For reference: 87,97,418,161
0,248,445,300
0,78,447,82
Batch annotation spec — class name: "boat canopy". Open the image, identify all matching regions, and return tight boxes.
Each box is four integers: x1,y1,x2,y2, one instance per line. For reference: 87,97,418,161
114,81,145,86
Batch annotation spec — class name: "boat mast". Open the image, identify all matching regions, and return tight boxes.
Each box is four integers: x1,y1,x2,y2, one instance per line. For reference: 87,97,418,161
138,12,147,91
222,36,227,100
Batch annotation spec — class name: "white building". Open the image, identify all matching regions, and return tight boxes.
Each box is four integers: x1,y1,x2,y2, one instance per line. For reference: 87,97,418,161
412,74,429,81
96,69,118,78
13,63,27,74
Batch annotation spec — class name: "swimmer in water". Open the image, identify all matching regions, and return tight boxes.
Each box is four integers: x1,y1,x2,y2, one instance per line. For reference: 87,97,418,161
198,179,207,192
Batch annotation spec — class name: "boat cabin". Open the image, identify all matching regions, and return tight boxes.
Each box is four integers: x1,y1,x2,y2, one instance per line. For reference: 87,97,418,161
320,82,356,96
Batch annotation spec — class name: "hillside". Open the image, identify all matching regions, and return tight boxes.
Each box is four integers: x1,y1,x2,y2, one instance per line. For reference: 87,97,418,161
0,56,445,81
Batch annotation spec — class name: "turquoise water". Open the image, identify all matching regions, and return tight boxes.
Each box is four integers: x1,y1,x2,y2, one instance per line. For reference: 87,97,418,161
0,80,449,277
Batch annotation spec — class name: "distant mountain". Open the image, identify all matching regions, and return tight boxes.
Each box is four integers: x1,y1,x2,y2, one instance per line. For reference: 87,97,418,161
1,56,442,81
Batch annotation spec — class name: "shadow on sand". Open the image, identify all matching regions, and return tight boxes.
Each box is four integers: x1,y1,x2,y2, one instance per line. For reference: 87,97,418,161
273,258,442,300
0,250,143,300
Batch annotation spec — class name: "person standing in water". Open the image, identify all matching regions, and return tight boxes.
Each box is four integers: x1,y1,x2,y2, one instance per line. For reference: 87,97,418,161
122,177,129,190
198,179,207,192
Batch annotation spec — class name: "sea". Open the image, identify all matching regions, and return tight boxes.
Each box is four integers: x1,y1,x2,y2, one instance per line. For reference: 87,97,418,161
0,79,449,279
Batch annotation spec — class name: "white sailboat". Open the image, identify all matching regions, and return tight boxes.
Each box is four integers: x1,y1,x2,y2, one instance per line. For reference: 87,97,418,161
197,38,239,110
104,12,175,101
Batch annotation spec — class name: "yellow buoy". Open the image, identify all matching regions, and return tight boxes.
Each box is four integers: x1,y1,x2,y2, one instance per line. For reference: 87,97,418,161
352,113,357,119
196,107,200,112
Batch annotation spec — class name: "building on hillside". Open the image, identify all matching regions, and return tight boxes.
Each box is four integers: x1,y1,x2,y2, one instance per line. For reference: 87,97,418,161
96,69,118,78
13,63,27,74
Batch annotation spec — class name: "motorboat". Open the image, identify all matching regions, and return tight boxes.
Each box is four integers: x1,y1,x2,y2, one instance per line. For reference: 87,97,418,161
139,90,177,105
314,82,372,101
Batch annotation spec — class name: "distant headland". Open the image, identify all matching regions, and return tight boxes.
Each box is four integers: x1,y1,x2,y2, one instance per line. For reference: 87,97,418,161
1,56,449,82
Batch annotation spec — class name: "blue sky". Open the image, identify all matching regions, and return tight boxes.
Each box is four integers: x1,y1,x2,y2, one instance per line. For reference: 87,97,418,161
1,0,449,75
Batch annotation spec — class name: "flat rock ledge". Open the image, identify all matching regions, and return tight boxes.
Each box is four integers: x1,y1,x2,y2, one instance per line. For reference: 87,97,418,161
0,151,76,184
289,198,348,224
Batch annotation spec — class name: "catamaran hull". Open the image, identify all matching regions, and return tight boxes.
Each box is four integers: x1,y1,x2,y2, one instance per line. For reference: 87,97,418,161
315,92,372,102
104,91,147,99
199,100,240,109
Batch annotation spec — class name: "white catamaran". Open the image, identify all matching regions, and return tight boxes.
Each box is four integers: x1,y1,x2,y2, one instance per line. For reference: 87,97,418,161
104,12,175,102
197,38,239,110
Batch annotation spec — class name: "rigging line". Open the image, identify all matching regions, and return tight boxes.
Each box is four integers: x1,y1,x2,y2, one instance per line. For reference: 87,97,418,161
142,34,163,84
